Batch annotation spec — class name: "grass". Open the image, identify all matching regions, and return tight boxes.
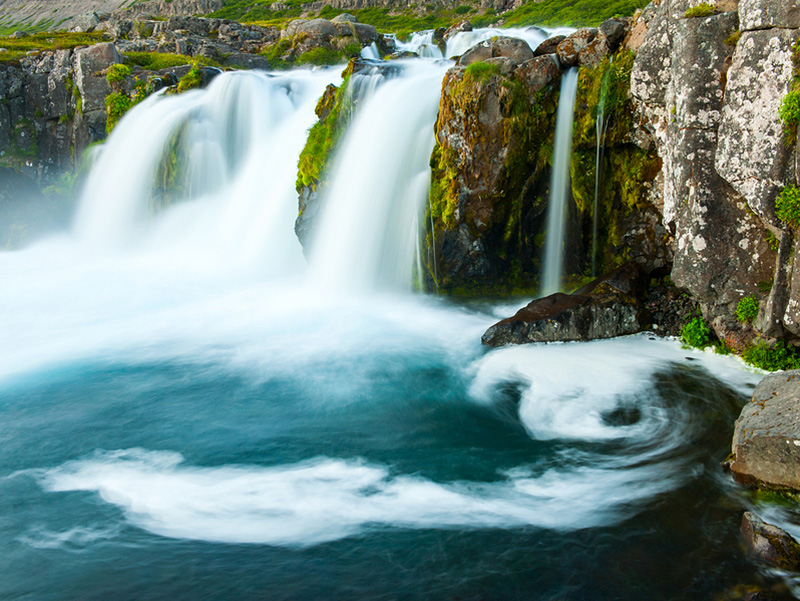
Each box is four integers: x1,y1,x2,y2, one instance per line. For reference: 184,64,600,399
464,60,500,83
500,0,649,27
123,51,222,70
776,184,800,229
0,31,106,65
684,3,717,18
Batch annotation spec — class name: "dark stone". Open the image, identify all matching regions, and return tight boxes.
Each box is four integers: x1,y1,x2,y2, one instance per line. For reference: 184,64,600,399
533,35,565,57
481,264,652,346
598,18,627,51
556,28,597,68
741,511,800,570
458,36,534,67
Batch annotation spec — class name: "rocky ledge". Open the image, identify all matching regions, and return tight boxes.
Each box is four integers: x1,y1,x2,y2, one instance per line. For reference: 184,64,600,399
481,263,652,346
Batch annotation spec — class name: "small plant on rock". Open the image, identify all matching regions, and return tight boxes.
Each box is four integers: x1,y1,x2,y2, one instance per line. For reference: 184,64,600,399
106,63,131,89
684,2,717,17
736,296,759,324
681,316,712,349
780,91,800,138
105,91,131,133
743,340,800,371
464,60,500,84
176,62,202,93
776,184,800,229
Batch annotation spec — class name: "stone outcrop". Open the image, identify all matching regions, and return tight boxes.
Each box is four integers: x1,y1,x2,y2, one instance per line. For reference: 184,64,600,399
630,0,781,341
481,264,651,346
730,369,800,489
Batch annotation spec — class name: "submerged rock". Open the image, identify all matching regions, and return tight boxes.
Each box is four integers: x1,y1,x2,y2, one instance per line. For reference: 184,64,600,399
731,370,800,490
741,511,800,570
481,264,651,346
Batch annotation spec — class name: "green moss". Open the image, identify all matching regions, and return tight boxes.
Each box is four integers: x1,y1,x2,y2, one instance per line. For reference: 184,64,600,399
736,295,759,324
724,30,741,45
463,60,500,83
743,340,800,371
123,51,214,70
776,184,800,229
681,316,712,349
176,63,202,93
105,91,131,133
296,46,350,66
0,31,106,65
684,3,717,17
295,63,358,194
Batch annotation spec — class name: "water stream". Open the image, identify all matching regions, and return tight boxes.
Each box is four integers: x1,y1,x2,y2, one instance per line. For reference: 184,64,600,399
0,36,786,601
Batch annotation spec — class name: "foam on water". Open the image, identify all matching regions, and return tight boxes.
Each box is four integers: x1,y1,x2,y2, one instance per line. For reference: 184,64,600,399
30,447,681,547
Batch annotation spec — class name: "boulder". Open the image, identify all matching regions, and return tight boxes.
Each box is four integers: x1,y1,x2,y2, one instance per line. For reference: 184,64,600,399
444,20,472,42
70,12,100,33
739,0,800,30
741,511,800,570
731,370,800,489
533,35,564,57
556,28,597,67
458,36,533,67
598,17,628,50
331,13,358,23
481,264,651,346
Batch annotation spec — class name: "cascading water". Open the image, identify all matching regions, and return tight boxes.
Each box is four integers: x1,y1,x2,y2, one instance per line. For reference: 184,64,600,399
591,60,613,277
309,60,449,292
0,33,780,601
540,67,579,296
74,69,337,273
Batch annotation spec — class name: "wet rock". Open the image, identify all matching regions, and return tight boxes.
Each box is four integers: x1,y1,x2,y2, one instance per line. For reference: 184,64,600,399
556,28,597,67
598,17,628,50
731,370,800,490
533,35,564,57
741,511,800,570
481,264,651,346
444,20,472,42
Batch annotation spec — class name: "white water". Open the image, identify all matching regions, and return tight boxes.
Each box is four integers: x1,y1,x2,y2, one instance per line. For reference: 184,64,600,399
309,60,449,292
541,68,579,296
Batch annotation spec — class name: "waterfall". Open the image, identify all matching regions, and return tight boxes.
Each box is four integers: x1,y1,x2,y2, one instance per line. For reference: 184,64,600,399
540,67,579,296
591,60,613,277
72,69,337,275
308,60,449,293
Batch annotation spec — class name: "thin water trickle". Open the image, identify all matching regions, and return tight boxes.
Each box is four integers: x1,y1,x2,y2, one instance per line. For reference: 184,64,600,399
592,60,613,277
541,67,579,296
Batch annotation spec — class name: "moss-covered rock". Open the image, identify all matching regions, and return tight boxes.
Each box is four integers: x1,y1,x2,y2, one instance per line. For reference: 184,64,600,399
425,52,560,294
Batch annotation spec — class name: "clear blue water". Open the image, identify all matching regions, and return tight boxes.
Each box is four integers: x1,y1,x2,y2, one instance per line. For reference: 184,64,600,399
0,282,780,599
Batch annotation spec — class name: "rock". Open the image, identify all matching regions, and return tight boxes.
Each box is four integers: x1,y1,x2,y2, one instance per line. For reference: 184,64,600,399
739,0,800,30
224,52,271,70
458,36,534,66
74,42,123,144
481,264,651,346
514,55,560,96
10,31,28,39
295,18,339,38
331,13,358,23
556,28,597,67
741,511,800,570
716,29,797,230
731,370,800,489
70,12,100,33
533,35,564,57
444,20,472,42
598,17,627,50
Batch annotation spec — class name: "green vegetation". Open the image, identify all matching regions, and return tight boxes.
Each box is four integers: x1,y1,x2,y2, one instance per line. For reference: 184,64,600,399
743,340,800,371
106,63,131,87
776,184,800,229
296,45,361,67
123,51,213,70
501,0,647,27
779,91,800,139
105,91,132,133
463,61,500,83
736,295,759,324
681,316,712,349
724,30,741,45
683,3,717,18
176,63,202,93
0,31,106,65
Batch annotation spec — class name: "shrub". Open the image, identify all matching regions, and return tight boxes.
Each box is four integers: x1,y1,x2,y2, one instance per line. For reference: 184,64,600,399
776,184,800,229
684,3,717,17
736,296,759,324
106,63,131,88
780,90,800,134
176,64,202,93
464,60,500,83
743,340,800,371
681,317,712,349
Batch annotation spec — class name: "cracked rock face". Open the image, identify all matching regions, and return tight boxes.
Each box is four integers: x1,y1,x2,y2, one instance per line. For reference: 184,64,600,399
716,29,798,228
739,0,800,30
631,3,776,317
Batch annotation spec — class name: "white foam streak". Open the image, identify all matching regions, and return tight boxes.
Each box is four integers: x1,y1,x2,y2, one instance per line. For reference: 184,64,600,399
35,449,680,546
